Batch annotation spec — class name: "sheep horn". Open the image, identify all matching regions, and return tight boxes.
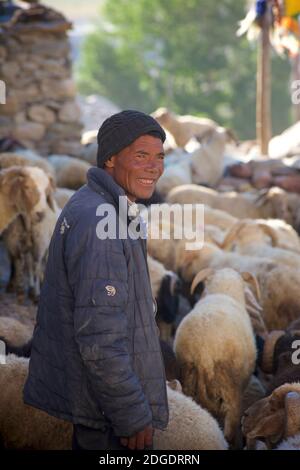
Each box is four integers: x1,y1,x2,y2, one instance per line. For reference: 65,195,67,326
261,330,285,373
190,268,214,295
284,391,300,438
167,379,182,392
246,304,268,338
169,272,180,296
222,221,248,251
241,272,261,302
244,286,263,311
257,223,278,247
254,189,269,207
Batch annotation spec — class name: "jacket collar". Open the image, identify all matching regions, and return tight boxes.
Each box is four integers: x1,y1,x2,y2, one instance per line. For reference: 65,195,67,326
87,167,125,208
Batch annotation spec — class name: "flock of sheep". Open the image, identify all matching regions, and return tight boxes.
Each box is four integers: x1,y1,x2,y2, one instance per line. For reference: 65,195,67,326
1,108,300,450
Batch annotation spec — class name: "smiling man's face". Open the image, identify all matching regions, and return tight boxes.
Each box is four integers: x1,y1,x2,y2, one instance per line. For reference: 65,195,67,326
104,134,165,201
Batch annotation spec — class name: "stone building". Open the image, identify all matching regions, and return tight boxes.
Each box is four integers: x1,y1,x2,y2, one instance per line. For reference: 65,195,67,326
0,2,83,156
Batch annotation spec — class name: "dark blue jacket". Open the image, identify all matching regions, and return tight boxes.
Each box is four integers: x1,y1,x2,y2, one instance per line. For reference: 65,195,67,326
23,167,169,436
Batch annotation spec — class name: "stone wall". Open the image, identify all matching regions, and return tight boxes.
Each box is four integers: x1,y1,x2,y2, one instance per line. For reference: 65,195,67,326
0,3,83,156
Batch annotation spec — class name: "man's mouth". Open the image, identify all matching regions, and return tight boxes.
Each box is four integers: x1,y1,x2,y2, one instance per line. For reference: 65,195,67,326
137,178,156,186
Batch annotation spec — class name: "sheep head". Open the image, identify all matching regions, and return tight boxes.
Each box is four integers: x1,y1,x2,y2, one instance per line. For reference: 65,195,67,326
190,267,245,304
178,242,220,282
151,107,172,126
255,187,291,223
222,220,278,251
1,166,40,215
242,383,300,449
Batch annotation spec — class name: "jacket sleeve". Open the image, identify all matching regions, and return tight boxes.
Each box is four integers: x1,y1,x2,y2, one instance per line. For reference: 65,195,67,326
64,211,153,437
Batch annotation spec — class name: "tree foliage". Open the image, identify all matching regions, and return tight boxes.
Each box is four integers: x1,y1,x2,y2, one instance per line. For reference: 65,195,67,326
78,0,291,139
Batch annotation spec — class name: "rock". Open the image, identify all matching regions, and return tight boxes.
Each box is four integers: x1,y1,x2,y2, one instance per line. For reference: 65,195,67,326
58,101,81,123
47,122,82,139
0,61,20,83
12,122,46,142
28,105,56,125
41,78,76,100
52,141,84,158
273,175,300,193
0,94,20,116
80,142,97,166
15,111,27,124
14,83,40,104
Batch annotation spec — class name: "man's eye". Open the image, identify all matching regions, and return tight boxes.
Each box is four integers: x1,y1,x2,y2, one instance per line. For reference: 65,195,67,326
136,154,146,158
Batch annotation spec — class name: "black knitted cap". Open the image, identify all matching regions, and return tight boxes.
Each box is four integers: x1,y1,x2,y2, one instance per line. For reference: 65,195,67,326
96,109,166,168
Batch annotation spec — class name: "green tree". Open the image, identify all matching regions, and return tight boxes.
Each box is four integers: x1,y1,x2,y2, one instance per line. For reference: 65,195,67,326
78,0,291,139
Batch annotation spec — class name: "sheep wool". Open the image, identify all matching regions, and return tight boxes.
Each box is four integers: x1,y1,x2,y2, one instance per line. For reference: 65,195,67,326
154,383,228,450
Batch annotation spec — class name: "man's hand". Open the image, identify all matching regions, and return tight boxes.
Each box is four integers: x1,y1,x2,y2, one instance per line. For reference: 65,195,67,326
120,425,153,450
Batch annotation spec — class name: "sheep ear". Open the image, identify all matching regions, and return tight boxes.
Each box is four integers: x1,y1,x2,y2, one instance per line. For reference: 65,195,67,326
222,221,247,251
284,392,300,438
257,223,278,247
241,272,261,302
167,379,182,392
190,268,214,295
3,169,39,213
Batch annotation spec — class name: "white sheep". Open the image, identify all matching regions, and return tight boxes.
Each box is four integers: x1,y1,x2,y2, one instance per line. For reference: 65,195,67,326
1,167,60,301
166,185,292,224
155,154,192,197
0,355,226,450
0,317,33,348
0,166,41,234
222,220,300,269
276,434,300,450
0,354,72,449
151,107,219,148
189,127,231,186
176,241,300,330
154,380,228,450
258,218,300,253
174,268,256,446
144,204,233,270
47,155,91,190
0,150,56,180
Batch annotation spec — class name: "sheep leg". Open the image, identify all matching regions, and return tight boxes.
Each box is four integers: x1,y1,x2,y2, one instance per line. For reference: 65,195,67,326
224,400,242,449
15,256,26,304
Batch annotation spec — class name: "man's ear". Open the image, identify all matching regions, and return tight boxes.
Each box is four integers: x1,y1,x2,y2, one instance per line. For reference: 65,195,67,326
104,156,116,168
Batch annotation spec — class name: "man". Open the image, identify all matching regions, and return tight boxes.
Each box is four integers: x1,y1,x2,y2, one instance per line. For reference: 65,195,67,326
23,110,169,450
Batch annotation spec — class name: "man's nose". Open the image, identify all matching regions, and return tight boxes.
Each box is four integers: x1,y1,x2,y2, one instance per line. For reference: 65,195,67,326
144,159,163,173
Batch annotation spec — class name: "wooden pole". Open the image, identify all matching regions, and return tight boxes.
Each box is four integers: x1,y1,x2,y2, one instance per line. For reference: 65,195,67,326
256,2,272,155
291,52,300,122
